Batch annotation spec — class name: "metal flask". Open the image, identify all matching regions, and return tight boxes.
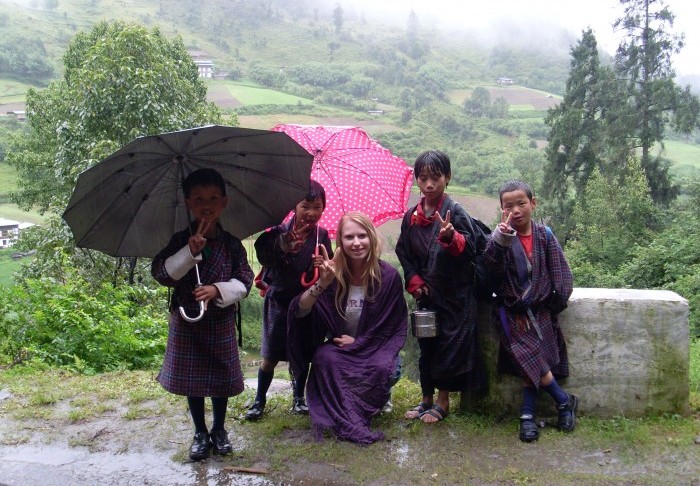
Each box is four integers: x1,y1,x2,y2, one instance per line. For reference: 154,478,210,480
410,309,438,338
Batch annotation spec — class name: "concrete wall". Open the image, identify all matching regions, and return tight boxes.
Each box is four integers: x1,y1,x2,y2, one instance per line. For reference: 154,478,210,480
403,288,690,418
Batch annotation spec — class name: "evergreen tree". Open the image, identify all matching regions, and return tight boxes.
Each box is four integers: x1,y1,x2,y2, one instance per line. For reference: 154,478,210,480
614,0,700,204
542,29,615,237
333,3,343,33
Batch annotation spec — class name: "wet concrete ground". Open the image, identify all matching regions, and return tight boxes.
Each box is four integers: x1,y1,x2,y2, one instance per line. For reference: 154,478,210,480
0,443,274,486
0,379,291,486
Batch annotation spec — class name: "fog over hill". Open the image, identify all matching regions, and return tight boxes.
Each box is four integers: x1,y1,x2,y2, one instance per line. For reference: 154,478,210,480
312,0,699,78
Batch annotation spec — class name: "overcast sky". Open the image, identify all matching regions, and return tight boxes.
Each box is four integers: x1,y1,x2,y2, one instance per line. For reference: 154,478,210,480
347,0,699,76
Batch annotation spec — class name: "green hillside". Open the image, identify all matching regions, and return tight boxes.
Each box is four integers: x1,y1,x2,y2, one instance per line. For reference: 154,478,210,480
0,0,698,201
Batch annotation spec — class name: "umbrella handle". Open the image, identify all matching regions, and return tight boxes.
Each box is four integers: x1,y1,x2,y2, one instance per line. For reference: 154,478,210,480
179,301,206,323
300,246,320,288
179,263,206,322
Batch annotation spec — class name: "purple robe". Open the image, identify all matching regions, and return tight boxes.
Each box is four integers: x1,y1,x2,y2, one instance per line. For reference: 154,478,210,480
288,261,408,444
484,223,573,388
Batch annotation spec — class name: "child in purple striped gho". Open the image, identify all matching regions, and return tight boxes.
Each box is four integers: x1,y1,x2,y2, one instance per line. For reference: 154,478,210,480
484,180,576,443
152,168,254,460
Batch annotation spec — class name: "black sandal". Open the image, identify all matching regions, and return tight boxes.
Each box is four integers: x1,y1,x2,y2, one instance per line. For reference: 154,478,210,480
404,402,430,419
519,414,539,442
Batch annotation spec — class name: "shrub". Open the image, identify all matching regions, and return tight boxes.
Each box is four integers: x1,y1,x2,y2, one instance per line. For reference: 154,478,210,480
0,277,166,372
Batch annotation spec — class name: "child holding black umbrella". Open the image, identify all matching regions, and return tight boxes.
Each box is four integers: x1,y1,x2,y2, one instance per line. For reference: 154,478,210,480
151,168,254,461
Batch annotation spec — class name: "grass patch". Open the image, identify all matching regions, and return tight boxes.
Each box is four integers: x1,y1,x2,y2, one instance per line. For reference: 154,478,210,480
657,139,700,169
0,248,25,286
0,163,18,195
690,337,699,394
0,79,29,102
225,81,314,106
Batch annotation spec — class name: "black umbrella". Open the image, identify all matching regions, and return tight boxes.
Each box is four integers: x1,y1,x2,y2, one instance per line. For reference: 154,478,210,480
63,125,314,258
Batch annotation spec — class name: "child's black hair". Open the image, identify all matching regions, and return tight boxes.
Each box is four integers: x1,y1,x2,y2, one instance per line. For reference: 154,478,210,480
414,150,451,179
183,168,226,198
498,180,534,204
305,180,326,208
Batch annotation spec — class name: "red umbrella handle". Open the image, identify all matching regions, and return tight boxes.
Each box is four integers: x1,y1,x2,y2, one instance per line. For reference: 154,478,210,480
300,246,320,287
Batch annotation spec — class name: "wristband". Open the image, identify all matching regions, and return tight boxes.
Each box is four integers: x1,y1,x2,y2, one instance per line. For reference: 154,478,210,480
307,282,326,298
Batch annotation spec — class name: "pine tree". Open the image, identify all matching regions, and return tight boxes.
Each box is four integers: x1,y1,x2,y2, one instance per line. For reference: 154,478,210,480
542,29,616,236
614,0,699,204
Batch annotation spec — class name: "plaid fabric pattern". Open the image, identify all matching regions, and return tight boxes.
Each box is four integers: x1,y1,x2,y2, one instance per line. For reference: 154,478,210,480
484,223,574,388
152,226,254,397
396,198,483,388
255,221,332,361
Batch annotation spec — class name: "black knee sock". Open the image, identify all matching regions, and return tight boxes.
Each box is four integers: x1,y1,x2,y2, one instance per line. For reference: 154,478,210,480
187,396,207,433
255,368,274,403
292,364,309,398
211,397,228,431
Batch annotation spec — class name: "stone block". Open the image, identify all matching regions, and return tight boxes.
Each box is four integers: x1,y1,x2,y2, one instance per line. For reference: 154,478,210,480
457,288,689,417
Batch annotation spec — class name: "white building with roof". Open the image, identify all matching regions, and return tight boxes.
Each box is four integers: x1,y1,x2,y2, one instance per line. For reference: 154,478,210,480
0,219,34,248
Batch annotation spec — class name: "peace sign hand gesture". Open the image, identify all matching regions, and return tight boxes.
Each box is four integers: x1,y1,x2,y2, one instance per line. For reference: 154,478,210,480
188,219,212,256
284,222,311,253
498,211,516,235
314,244,337,287
436,209,454,243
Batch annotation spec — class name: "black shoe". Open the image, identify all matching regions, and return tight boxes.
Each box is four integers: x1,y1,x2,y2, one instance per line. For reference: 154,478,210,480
245,401,265,421
557,394,579,432
519,414,539,443
210,429,232,456
189,432,211,460
292,397,309,414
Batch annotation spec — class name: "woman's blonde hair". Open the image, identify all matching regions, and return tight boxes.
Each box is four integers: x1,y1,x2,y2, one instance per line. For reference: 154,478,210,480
333,211,382,317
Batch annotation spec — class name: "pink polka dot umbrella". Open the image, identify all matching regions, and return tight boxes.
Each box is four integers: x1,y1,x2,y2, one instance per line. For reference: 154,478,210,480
271,124,414,238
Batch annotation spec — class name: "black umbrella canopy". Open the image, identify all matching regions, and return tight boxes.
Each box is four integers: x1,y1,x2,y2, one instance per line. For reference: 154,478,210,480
63,125,313,257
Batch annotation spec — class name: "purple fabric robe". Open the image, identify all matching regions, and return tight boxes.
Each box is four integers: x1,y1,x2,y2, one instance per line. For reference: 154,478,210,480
288,260,408,445
484,223,573,388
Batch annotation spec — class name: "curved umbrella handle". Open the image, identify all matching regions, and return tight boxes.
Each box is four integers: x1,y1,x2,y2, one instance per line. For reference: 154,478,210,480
179,264,206,322
179,301,205,323
300,246,320,288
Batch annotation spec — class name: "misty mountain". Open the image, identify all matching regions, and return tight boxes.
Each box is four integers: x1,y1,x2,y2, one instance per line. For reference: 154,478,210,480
0,0,575,94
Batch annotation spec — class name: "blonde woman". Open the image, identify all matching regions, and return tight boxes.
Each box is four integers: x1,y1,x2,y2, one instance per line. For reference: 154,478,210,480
287,212,407,444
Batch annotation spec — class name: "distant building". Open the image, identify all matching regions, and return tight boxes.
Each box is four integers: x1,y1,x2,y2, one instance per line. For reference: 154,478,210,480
496,77,514,85
194,59,214,78
0,219,33,248
6,110,26,121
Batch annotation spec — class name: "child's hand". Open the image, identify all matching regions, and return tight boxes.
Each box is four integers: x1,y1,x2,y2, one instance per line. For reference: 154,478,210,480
188,219,212,255
436,210,454,242
284,222,310,253
192,284,219,303
410,285,430,300
498,211,515,235
333,335,355,347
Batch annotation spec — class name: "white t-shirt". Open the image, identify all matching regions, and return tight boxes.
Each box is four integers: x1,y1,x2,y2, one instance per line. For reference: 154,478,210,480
342,285,365,337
